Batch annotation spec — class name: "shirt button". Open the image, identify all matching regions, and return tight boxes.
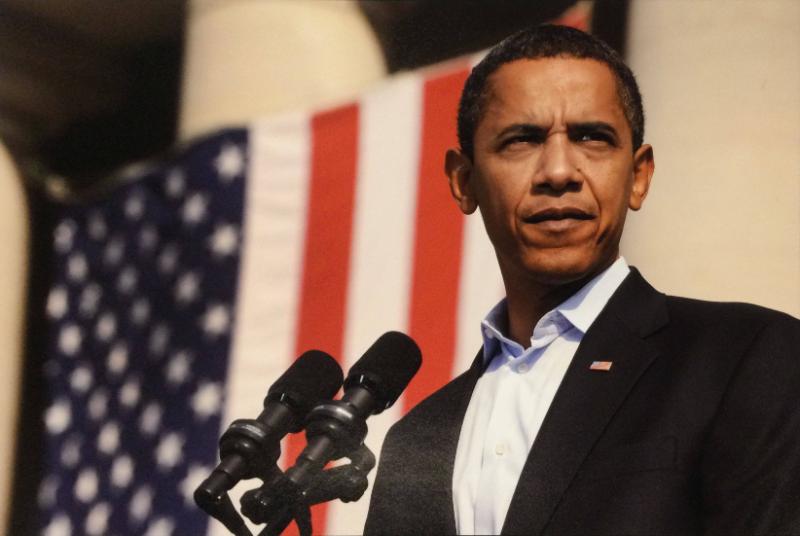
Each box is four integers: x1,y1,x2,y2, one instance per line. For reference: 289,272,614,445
517,362,529,373
494,443,506,456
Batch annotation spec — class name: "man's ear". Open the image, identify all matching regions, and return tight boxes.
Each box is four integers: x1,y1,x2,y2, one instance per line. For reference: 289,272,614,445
629,144,655,211
445,148,478,215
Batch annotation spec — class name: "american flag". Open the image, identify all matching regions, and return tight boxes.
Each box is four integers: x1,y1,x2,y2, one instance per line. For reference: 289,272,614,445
37,7,591,535
40,130,249,536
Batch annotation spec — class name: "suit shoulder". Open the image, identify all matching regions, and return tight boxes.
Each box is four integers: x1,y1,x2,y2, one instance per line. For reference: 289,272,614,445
664,295,799,332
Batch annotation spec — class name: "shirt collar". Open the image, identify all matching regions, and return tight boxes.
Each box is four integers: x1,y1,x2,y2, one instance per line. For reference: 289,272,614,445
480,257,630,363
556,256,630,333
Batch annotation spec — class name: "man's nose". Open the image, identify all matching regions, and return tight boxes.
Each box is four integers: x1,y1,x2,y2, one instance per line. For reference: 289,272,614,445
533,134,580,192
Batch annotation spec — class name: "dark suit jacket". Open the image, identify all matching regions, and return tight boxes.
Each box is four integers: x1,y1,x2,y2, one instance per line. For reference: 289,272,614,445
364,269,800,535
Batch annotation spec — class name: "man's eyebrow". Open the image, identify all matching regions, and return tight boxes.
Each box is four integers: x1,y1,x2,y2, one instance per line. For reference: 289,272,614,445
496,122,620,139
567,121,620,138
495,123,548,138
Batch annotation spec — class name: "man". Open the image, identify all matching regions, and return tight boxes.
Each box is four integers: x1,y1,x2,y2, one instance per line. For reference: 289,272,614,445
364,25,800,535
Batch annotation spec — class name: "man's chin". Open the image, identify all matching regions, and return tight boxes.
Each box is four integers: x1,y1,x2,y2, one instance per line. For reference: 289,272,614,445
518,250,617,287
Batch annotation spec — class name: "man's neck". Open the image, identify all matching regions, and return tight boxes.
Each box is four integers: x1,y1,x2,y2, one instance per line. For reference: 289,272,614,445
503,281,583,348
500,257,619,348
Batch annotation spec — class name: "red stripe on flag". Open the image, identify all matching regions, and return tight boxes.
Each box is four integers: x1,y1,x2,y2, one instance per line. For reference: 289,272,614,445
405,68,470,413
287,104,359,535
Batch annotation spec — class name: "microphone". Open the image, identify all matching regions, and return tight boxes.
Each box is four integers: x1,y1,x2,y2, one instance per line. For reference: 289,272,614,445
195,350,343,518
241,331,422,528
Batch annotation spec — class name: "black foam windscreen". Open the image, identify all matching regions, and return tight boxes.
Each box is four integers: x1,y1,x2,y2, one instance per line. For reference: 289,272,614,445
267,350,343,416
345,331,422,411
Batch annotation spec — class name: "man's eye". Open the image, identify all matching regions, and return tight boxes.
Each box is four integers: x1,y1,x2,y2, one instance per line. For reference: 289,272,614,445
504,136,527,145
575,131,614,145
501,135,541,148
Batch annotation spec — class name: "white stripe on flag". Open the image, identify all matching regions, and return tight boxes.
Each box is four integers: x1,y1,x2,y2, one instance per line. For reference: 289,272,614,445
327,73,424,535
213,112,312,536
454,209,505,375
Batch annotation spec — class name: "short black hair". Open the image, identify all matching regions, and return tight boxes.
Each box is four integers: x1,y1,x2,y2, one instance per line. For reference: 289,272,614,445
457,24,644,158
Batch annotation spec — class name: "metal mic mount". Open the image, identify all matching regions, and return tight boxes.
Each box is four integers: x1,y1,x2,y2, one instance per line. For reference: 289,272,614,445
239,399,377,536
196,400,376,536
194,417,285,536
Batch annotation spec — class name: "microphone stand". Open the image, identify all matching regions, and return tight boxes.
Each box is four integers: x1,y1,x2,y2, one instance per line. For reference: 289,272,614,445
195,417,285,536
196,415,376,536
240,397,378,536
243,444,376,536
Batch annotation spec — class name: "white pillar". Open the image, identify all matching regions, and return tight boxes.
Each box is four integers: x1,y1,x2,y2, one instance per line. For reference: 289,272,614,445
179,0,387,141
0,142,28,534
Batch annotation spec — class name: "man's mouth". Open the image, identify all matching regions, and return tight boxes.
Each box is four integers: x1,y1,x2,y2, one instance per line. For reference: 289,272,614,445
524,207,596,224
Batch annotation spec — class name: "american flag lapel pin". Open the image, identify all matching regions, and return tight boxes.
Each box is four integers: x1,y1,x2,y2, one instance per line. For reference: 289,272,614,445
590,360,613,371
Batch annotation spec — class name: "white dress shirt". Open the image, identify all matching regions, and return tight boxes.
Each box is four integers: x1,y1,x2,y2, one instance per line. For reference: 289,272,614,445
453,257,630,535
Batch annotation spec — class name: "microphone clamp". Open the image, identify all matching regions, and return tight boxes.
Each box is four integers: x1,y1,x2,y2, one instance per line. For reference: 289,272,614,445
304,401,369,458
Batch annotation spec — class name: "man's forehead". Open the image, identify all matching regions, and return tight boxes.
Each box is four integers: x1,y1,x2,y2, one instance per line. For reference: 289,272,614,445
481,57,625,121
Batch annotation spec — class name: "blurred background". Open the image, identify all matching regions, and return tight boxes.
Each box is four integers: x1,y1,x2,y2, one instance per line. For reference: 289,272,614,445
1,1,798,535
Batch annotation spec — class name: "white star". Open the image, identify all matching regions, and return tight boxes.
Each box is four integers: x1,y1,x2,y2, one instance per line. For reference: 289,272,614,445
98,421,120,455
144,517,175,536
38,475,59,508
67,253,88,282
45,398,71,434
47,286,68,319
139,224,159,252
214,143,245,181
125,194,146,220
131,298,151,326
111,454,134,488
166,351,192,386
191,382,223,420
69,366,93,394
157,244,180,274
174,272,201,304
156,432,184,471
43,513,71,536
119,378,141,409
95,312,116,342
117,266,138,294
79,283,102,317
88,212,107,240
103,237,125,267
148,324,170,356
139,402,162,436
58,324,82,356
74,467,98,503
88,388,109,421
53,219,76,253
107,343,128,376
85,502,111,536
208,223,240,258
166,169,185,198
129,485,153,523
180,464,211,505
182,193,208,225
60,436,81,467
201,304,231,337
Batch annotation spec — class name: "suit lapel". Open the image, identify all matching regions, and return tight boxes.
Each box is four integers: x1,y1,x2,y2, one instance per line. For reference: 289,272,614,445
501,269,668,535
424,351,485,533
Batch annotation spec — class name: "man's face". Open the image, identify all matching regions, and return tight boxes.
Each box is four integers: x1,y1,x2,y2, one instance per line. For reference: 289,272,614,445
447,57,654,287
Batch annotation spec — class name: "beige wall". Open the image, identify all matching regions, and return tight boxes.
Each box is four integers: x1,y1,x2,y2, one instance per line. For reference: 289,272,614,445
623,0,800,317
